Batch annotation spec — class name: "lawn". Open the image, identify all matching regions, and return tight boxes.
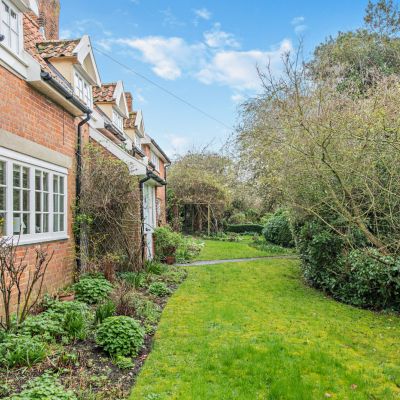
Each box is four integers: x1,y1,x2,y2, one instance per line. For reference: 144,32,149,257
130,259,400,400
195,237,289,261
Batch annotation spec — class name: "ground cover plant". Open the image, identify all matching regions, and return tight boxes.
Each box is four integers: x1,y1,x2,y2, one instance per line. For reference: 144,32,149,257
131,259,400,399
0,263,187,399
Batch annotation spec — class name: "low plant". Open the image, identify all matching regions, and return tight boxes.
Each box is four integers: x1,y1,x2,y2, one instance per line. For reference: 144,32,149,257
22,300,92,343
96,316,145,356
113,355,135,370
176,237,203,262
110,281,136,316
95,300,116,324
144,260,166,275
226,224,264,234
7,373,77,400
156,266,187,285
119,271,146,288
0,334,47,368
74,277,113,304
130,293,161,325
148,282,171,297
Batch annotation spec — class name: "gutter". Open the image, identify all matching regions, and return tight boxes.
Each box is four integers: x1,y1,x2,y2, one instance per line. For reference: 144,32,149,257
75,111,92,273
40,71,91,114
105,122,126,142
150,138,171,164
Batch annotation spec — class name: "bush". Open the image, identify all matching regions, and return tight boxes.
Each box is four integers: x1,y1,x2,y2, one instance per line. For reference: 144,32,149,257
74,277,113,304
227,212,247,224
113,355,135,370
7,373,77,400
154,226,182,259
96,316,145,356
148,282,171,297
262,210,294,247
176,237,203,263
95,300,116,325
22,300,92,343
226,224,263,234
0,334,46,368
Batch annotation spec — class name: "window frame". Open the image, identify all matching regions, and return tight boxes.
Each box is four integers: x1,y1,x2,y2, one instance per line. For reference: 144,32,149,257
0,0,23,56
112,108,124,132
150,151,160,172
73,69,93,108
0,147,68,245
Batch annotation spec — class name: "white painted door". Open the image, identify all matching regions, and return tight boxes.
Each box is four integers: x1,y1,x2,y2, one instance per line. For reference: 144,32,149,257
143,184,156,259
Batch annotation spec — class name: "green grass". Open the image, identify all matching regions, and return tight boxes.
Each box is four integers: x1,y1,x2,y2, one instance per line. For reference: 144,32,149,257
195,238,289,261
130,259,400,400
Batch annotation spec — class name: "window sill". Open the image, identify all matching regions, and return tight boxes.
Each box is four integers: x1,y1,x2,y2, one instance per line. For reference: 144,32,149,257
0,44,29,79
3,233,70,246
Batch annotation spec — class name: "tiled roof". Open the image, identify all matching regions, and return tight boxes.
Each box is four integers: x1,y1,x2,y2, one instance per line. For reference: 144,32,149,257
93,84,117,103
124,111,137,129
36,39,80,59
23,13,72,93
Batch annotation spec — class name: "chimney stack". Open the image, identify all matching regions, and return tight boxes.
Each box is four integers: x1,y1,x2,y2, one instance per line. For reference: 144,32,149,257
125,92,133,113
38,0,60,40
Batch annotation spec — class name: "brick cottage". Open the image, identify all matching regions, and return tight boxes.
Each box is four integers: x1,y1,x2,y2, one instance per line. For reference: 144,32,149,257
0,0,170,309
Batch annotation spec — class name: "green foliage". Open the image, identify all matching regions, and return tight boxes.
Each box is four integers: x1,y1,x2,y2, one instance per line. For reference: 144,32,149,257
262,210,294,248
0,334,46,368
22,300,92,343
113,355,135,370
201,232,242,242
226,224,263,234
144,260,166,275
148,282,171,297
154,226,182,259
119,271,146,289
131,294,161,325
227,212,247,224
96,316,145,356
175,236,203,263
74,277,113,304
7,373,77,400
95,300,116,325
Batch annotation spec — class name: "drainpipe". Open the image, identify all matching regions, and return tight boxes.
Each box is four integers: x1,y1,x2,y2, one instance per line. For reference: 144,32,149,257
164,163,171,224
75,112,92,273
139,174,151,265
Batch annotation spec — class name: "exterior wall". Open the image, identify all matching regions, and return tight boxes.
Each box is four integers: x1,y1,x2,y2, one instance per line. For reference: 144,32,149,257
156,159,167,225
38,0,60,40
0,59,86,309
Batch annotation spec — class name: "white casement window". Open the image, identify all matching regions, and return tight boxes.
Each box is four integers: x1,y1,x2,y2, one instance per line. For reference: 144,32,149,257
74,70,92,107
0,149,68,244
151,151,160,171
112,109,124,132
1,0,21,55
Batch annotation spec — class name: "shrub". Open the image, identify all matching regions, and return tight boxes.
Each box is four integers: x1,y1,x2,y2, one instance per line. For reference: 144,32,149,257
95,300,116,325
130,293,161,325
148,282,171,297
262,210,294,247
226,224,263,234
7,373,77,400
0,334,46,368
154,226,182,259
22,300,92,343
227,212,247,224
96,316,145,356
144,260,166,275
176,237,203,262
74,277,113,304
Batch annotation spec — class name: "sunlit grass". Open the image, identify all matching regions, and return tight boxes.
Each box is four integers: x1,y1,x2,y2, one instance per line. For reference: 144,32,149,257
131,259,400,400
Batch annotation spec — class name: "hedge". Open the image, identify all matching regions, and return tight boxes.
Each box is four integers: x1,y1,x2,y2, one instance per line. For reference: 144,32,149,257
226,224,263,234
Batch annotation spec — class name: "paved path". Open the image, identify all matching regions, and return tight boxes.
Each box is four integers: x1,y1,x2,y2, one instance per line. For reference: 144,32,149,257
176,255,298,267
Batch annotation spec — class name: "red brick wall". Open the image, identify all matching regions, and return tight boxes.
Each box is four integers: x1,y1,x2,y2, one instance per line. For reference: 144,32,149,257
38,0,60,40
0,62,87,311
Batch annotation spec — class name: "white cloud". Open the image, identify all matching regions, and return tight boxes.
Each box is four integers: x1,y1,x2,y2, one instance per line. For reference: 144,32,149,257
291,16,307,34
117,36,205,80
197,39,293,90
194,8,212,21
231,93,245,103
204,23,240,49
161,8,185,27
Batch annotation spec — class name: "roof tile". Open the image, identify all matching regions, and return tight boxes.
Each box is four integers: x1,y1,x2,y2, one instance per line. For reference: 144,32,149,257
93,84,117,103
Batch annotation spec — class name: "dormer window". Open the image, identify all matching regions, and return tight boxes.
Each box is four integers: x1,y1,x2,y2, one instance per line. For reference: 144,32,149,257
151,151,160,172
74,70,92,107
1,0,21,55
112,109,124,132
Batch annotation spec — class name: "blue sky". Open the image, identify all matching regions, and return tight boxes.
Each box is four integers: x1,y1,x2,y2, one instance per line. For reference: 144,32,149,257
60,0,368,156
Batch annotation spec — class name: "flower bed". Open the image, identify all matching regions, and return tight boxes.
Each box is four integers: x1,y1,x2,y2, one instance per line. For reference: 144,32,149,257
0,263,187,399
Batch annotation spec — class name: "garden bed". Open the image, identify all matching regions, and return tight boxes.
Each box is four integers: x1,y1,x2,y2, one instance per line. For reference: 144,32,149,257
0,264,187,400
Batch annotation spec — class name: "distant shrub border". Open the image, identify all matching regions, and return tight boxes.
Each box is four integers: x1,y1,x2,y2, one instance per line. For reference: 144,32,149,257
226,224,263,234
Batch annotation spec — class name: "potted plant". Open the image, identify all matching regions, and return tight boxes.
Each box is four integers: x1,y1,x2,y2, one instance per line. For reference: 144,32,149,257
153,226,181,265
57,286,75,302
